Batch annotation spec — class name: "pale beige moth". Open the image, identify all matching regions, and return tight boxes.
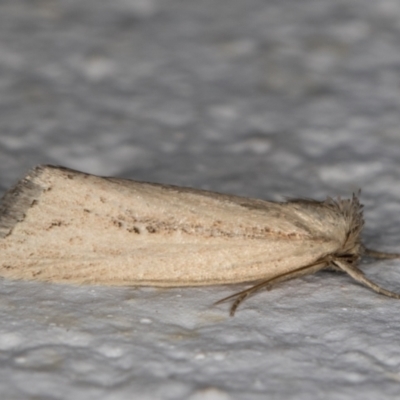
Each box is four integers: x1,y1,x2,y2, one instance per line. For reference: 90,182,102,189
0,165,399,315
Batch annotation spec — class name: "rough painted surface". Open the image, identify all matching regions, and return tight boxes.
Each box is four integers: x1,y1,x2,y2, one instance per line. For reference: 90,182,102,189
1,0,400,399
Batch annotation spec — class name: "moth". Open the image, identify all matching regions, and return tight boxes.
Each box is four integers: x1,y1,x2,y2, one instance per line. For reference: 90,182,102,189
0,165,399,315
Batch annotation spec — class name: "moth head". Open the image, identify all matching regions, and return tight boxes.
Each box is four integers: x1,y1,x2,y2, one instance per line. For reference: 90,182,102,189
325,193,364,262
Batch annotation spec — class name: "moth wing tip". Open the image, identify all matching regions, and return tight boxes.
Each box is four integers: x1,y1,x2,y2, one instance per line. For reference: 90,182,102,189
0,165,48,238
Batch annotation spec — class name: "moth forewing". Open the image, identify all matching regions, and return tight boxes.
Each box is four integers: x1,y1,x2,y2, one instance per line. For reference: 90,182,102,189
0,164,399,315
0,165,339,285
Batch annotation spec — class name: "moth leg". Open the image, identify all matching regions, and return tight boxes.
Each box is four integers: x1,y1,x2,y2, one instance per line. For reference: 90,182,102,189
364,248,400,259
333,259,400,299
215,261,327,316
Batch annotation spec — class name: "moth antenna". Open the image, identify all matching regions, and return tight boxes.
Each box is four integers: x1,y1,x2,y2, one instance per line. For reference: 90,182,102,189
333,259,400,299
214,261,328,316
364,248,400,260
230,292,251,316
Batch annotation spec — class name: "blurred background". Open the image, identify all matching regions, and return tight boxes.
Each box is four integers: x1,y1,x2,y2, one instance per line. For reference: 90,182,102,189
1,0,400,198
1,1,400,399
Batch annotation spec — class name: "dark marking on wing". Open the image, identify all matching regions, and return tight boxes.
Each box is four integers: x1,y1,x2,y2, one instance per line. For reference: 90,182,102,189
0,166,45,238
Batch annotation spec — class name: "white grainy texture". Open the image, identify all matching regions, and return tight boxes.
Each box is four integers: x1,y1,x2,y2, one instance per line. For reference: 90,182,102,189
2,0,400,399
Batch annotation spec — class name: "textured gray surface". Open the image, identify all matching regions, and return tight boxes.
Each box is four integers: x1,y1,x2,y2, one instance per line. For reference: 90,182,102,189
1,0,400,399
